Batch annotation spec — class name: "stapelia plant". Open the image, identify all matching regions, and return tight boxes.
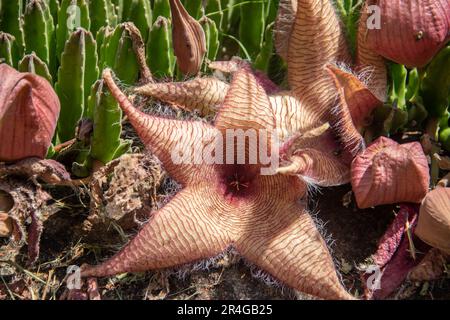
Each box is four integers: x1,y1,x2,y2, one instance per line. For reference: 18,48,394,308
80,66,357,300
75,0,400,300
72,0,450,300
55,28,99,143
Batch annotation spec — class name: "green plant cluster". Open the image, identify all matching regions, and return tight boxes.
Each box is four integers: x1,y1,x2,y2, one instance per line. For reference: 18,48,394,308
369,47,450,151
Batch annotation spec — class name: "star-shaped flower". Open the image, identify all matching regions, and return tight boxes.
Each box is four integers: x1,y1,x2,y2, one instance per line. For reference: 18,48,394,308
80,66,354,300
79,0,392,300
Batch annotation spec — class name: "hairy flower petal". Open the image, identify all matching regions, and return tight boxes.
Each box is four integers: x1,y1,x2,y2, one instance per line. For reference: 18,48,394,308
274,0,298,60
326,64,382,131
135,77,229,116
287,0,351,118
355,2,388,102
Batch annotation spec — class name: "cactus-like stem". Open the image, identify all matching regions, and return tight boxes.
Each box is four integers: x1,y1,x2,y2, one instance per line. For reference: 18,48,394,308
95,25,114,61
18,52,53,84
88,0,118,36
0,0,24,56
45,0,60,24
153,0,171,20
101,22,142,85
56,0,91,62
205,0,224,31
23,0,57,78
239,0,265,60
200,16,219,63
254,22,274,73
147,16,175,79
55,28,99,142
120,0,152,42
87,79,130,165
0,32,19,67
182,0,203,19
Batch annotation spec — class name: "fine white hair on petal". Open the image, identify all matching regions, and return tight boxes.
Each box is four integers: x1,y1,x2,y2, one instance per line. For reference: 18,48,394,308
333,61,371,88
172,247,239,280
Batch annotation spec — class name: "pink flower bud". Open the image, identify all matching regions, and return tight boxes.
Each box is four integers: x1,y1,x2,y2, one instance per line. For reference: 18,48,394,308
0,64,60,162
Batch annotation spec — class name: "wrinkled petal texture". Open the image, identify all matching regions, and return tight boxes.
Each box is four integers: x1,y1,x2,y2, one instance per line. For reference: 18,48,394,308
135,77,229,116
351,137,430,209
415,187,450,255
274,0,298,60
270,93,354,186
366,0,450,67
356,2,388,102
0,64,60,162
287,0,351,112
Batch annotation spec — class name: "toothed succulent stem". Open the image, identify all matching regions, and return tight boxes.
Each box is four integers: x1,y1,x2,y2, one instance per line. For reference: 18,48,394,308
254,22,275,73
421,46,450,119
388,63,408,111
0,32,19,67
55,28,99,143
23,0,57,78
100,22,141,85
56,0,91,62
95,25,114,60
120,0,152,42
200,16,219,64
238,0,265,60
87,79,130,165
182,0,202,19
45,0,60,24
147,16,175,78
153,0,171,20
88,0,118,36
205,0,224,32
18,52,53,84
0,0,24,57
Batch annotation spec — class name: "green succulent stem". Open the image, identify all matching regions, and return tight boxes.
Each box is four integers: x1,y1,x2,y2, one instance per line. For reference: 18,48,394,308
55,28,99,143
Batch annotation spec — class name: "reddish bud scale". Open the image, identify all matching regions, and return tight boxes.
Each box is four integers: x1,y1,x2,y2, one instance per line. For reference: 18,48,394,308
366,0,450,67
169,0,206,76
351,137,430,209
0,64,60,162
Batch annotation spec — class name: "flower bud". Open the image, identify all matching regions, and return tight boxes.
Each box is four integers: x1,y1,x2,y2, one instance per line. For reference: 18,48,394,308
0,64,60,162
169,0,206,76
351,137,430,209
365,0,450,67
